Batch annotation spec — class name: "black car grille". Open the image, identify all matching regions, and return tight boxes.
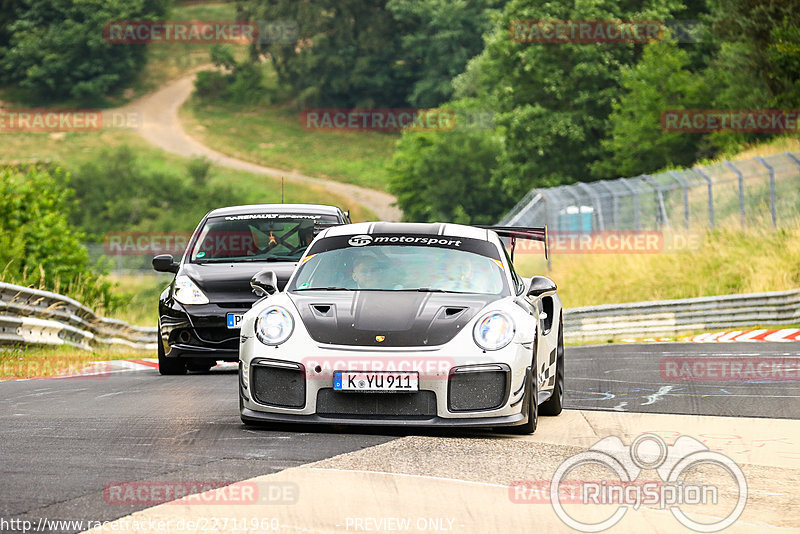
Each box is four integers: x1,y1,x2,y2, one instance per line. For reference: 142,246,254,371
448,368,508,412
316,389,436,419
169,327,238,350
251,365,306,408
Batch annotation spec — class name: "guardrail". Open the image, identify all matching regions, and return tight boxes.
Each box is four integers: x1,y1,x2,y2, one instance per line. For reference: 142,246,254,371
0,282,156,351
564,288,800,342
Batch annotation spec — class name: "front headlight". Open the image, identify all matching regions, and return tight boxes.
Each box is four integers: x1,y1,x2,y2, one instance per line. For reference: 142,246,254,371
473,311,515,351
173,275,209,305
255,306,294,345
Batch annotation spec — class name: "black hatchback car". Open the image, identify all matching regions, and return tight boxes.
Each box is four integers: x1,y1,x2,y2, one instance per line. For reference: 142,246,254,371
152,204,350,374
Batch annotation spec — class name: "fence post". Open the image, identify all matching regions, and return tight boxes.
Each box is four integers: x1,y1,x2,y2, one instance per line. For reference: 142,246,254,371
755,156,777,227
641,174,670,229
784,151,800,197
619,178,640,231
595,181,619,230
667,171,690,229
723,161,746,229
693,167,714,228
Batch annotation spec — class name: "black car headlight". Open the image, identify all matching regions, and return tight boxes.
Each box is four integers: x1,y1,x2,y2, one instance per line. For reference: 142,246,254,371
472,311,515,351
255,306,294,345
173,275,210,305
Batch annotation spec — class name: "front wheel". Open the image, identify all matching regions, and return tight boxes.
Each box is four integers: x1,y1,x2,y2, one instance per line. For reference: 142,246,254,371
540,319,564,416
507,367,538,434
157,333,186,375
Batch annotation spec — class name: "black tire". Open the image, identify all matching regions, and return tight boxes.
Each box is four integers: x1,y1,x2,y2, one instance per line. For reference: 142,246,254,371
157,333,186,375
540,318,564,416
507,366,538,434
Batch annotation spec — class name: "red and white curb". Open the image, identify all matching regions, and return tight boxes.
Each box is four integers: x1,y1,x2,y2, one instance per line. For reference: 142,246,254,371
688,328,800,343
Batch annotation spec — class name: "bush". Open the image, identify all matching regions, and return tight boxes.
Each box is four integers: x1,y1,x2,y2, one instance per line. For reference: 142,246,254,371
388,102,507,224
0,165,121,312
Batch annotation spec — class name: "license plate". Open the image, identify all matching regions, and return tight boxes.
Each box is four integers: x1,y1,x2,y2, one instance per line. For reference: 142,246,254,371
334,371,418,392
226,313,244,329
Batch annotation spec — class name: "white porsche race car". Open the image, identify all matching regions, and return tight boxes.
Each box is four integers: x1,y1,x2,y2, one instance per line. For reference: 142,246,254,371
238,222,563,433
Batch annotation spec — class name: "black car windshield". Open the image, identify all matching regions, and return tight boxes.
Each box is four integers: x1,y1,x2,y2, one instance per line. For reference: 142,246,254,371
290,239,510,295
189,214,338,263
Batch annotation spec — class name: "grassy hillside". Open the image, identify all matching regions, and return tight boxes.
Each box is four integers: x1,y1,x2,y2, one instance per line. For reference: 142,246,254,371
515,226,800,309
181,97,399,191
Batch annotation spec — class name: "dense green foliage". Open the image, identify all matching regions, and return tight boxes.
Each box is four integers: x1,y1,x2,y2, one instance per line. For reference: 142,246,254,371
390,0,800,221
0,0,167,103
68,145,242,235
388,101,506,223
245,0,497,107
0,165,121,311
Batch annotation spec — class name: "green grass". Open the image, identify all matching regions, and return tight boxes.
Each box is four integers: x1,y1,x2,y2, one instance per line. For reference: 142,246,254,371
514,226,800,309
181,97,399,191
0,345,147,380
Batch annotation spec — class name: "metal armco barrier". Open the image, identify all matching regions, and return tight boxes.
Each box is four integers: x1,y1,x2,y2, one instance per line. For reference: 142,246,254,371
564,288,800,342
0,282,156,351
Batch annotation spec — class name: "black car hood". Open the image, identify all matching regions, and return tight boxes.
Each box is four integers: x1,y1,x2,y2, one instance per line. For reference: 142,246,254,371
289,291,499,347
181,262,297,303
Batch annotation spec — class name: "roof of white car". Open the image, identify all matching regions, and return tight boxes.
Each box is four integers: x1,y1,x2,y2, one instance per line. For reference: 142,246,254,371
322,222,493,241
206,204,343,217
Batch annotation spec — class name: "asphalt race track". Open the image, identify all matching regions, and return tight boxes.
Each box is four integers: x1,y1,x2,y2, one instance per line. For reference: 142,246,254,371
566,342,800,418
1,342,798,533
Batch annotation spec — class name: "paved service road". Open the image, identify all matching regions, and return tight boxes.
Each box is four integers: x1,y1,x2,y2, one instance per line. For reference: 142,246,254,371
1,342,798,532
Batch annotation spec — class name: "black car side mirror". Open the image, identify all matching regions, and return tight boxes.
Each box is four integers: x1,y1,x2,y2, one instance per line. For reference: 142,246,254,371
527,275,557,298
152,254,179,274
251,270,279,297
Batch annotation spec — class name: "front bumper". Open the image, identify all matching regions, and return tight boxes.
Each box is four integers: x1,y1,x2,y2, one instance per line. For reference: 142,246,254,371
238,341,535,427
159,300,253,361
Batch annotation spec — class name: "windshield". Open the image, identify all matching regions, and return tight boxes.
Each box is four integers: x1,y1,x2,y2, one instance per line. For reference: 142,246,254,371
290,243,509,294
189,214,337,263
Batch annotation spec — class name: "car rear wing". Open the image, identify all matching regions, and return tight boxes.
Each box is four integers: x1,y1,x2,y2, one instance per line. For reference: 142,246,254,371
476,225,549,260
313,220,342,236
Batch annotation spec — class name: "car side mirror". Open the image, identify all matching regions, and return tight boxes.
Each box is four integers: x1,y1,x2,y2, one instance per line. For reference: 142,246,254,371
527,275,557,298
251,270,279,297
152,254,179,274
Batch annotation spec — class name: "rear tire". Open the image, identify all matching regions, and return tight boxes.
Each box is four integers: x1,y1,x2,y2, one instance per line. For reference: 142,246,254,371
157,333,186,375
540,319,564,416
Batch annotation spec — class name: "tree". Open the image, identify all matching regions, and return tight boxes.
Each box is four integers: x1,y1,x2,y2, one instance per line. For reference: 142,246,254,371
387,0,501,107
459,0,685,198
594,38,713,178
251,0,412,107
388,102,507,223
0,0,167,103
